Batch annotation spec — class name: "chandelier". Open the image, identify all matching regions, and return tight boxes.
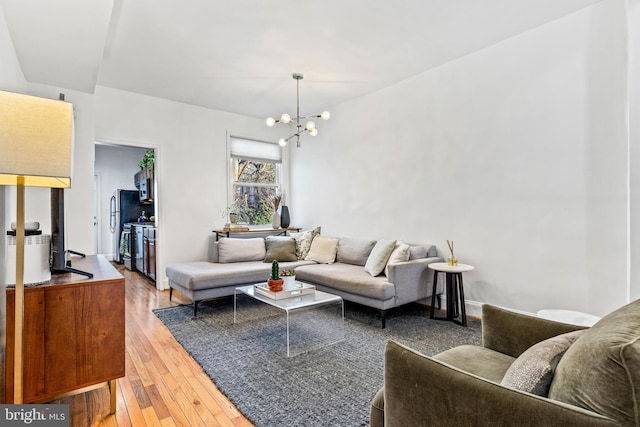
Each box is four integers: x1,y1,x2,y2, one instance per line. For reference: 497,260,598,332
266,73,330,148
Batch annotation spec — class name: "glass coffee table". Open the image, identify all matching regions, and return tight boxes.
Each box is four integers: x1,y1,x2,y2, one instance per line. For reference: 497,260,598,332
234,282,344,357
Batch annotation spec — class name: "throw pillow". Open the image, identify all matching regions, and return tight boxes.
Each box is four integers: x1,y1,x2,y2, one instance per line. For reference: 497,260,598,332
263,236,297,263
336,238,377,266
408,245,428,260
218,237,265,263
548,298,640,426
305,236,339,264
384,241,411,276
290,226,321,260
364,239,397,277
500,329,586,397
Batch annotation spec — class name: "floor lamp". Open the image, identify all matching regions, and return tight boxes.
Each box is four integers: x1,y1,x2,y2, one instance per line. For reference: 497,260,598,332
0,90,73,404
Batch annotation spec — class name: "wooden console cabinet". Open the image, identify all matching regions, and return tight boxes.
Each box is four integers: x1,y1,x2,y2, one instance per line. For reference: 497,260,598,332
5,255,125,409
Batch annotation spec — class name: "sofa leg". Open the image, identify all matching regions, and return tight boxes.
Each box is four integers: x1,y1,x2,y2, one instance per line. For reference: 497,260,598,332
169,287,173,301
193,300,199,317
380,310,387,329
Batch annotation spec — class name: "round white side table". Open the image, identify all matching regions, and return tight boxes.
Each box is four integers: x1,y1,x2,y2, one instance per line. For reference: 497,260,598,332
536,309,601,327
428,262,474,326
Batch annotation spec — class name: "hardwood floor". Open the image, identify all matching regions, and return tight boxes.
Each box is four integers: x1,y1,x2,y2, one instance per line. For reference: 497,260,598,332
51,264,253,427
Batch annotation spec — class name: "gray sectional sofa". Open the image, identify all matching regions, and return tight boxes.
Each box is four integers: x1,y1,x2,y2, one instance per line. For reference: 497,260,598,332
165,229,443,327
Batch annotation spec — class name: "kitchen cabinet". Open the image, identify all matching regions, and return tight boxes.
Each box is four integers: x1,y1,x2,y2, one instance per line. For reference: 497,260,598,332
4,255,124,411
133,224,156,281
144,226,157,280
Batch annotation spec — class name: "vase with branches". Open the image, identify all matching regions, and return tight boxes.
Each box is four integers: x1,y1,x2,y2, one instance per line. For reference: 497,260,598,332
270,193,282,229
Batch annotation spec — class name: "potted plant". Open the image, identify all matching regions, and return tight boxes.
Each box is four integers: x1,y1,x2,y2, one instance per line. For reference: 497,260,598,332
267,260,284,292
280,269,296,287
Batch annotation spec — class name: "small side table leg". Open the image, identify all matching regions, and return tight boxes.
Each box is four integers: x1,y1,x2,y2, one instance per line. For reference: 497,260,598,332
457,273,467,327
429,270,439,318
446,273,455,321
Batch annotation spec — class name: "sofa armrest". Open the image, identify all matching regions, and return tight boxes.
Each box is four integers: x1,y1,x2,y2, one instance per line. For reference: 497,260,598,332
383,340,617,427
386,256,443,306
481,304,587,358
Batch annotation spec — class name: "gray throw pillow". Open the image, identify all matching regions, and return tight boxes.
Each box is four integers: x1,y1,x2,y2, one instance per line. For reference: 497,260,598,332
264,236,297,262
500,329,586,396
218,237,265,263
364,239,396,277
336,238,377,266
264,236,298,262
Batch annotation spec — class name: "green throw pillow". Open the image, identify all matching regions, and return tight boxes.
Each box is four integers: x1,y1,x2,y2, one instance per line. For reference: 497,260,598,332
263,236,297,262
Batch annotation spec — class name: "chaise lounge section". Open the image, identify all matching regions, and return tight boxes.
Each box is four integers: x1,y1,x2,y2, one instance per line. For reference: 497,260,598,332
166,229,443,327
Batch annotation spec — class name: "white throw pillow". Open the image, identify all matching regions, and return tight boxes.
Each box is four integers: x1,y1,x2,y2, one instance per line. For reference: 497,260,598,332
364,239,397,276
384,241,411,276
305,236,339,264
218,237,265,263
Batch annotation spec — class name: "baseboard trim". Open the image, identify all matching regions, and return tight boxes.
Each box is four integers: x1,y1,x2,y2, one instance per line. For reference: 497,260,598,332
426,297,536,320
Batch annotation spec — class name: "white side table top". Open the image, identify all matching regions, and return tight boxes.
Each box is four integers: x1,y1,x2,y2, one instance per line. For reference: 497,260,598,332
428,262,474,273
537,309,601,327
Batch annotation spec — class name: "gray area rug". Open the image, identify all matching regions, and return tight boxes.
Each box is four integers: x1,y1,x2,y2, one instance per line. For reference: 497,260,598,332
154,298,481,427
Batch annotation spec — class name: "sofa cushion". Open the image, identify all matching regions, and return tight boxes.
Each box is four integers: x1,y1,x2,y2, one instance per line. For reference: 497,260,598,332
263,236,297,262
384,241,410,276
408,245,428,260
549,299,640,426
218,237,265,263
290,226,321,260
305,236,339,264
365,239,396,276
336,238,376,266
295,263,395,300
500,330,585,397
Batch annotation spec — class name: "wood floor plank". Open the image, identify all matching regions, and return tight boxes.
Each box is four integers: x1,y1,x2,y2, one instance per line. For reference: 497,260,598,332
45,264,253,426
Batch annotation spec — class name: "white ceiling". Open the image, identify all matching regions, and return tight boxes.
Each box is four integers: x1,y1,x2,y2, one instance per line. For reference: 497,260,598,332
1,0,601,119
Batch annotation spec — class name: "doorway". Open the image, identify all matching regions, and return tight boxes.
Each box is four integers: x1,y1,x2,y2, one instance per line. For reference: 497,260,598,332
94,142,159,287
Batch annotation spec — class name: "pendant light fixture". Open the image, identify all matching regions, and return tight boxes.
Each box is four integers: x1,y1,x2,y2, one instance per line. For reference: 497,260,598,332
266,73,330,148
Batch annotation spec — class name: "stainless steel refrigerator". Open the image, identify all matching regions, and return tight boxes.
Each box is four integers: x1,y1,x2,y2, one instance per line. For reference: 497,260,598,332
110,189,154,265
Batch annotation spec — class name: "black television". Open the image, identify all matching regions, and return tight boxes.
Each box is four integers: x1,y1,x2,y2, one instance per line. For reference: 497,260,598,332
50,188,93,278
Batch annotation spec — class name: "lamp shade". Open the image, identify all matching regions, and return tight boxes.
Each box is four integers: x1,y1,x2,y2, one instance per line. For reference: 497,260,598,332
0,90,73,188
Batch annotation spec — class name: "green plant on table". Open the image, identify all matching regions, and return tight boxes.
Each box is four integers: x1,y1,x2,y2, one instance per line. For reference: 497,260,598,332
280,269,295,277
270,260,280,280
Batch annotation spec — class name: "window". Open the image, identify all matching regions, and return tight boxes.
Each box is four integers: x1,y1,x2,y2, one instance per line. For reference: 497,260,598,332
228,136,282,226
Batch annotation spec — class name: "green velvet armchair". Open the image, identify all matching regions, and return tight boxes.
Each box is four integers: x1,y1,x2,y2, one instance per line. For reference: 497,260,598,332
371,300,640,427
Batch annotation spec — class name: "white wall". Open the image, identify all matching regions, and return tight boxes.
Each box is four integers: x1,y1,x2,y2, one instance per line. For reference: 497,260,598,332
94,86,284,289
95,144,149,257
630,0,640,302
291,0,630,317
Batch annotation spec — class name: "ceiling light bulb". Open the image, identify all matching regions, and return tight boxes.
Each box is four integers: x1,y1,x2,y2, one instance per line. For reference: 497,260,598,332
309,128,318,136
266,117,276,127
281,113,291,124
321,111,331,120
278,138,287,146
306,121,315,131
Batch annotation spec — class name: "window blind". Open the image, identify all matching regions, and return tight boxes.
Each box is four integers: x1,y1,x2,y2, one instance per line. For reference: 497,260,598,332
229,137,281,163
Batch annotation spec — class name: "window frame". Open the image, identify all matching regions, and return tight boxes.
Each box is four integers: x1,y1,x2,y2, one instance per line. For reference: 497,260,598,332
227,135,284,228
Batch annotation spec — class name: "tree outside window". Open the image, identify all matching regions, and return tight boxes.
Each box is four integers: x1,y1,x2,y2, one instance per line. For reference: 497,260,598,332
231,158,278,225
